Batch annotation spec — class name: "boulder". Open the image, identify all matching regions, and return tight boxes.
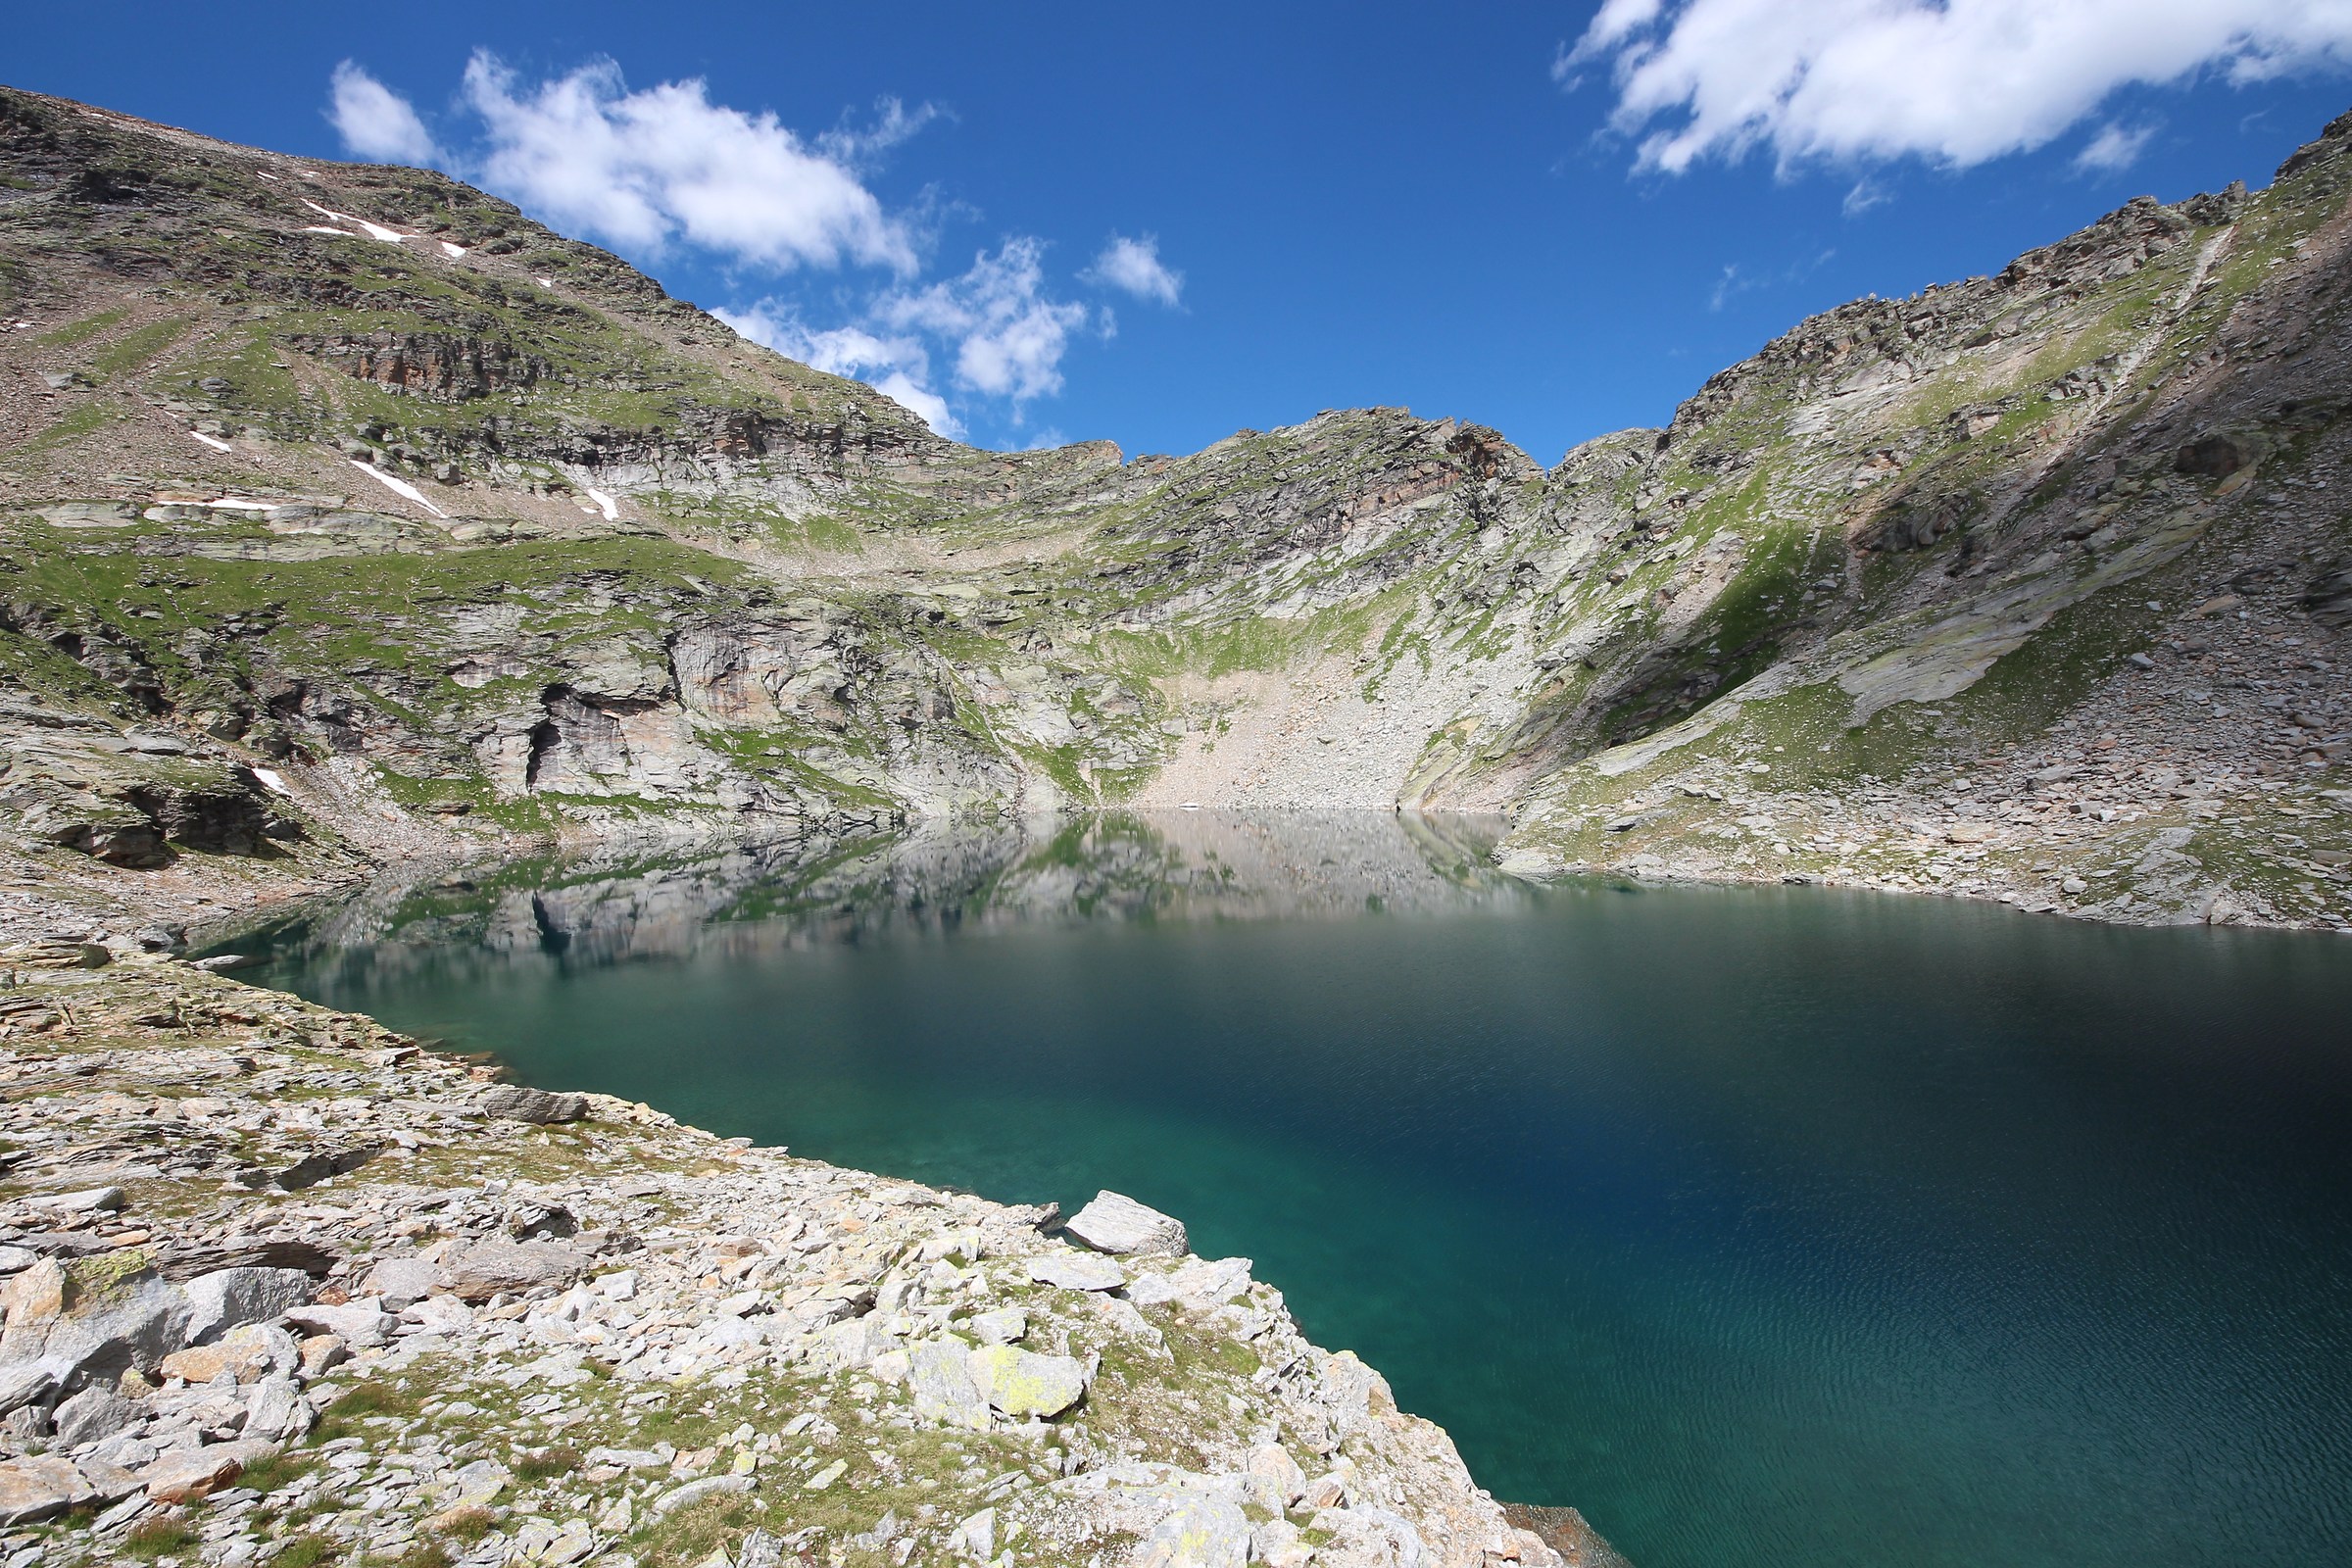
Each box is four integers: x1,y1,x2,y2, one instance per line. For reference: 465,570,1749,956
1246,1444,1308,1511
439,1241,587,1302
478,1085,588,1124
184,1266,313,1344
363,1256,444,1310
242,1375,312,1443
137,1438,277,1502
0,1454,93,1527
50,1384,136,1446
813,1315,903,1374
1316,1350,1396,1437
19,1261,191,1382
282,1301,396,1348
1132,1494,1252,1568
968,1306,1027,1346
906,1341,990,1430
1064,1192,1188,1257
655,1474,755,1514
1027,1253,1126,1293
0,1360,61,1416
1,1257,66,1329
1130,1256,1254,1310
21,1187,124,1216
964,1345,1088,1419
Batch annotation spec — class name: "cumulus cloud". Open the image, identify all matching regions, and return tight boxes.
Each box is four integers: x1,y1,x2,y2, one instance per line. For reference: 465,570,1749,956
720,242,1092,437
1084,233,1185,306
1561,0,2352,173
877,239,1095,403
460,51,914,272
320,57,1139,444
327,62,442,165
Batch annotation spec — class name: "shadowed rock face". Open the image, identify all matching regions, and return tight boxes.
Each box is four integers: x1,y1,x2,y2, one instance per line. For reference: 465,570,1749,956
2,85,2351,934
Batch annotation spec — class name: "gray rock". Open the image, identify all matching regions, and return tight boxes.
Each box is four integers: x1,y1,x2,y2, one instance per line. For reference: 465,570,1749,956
906,1342,989,1430
282,1301,396,1348
21,1187,123,1216
654,1474,755,1514
0,1454,93,1527
363,1256,443,1310
50,1384,135,1447
0,1360,60,1416
242,1375,312,1443
439,1241,587,1302
25,1271,191,1382
1064,1192,1188,1257
184,1268,313,1345
1027,1253,1126,1293
477,1085,588,1124
968,1306,1027,1346
812,1315,902,1374
1133,1255,1255,1309
964,1345,1088,1418
136,1439,277,1503
1132,1494,1252,1568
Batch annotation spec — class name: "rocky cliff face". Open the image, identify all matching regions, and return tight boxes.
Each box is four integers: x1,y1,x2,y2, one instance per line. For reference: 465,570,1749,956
2,86,2349,934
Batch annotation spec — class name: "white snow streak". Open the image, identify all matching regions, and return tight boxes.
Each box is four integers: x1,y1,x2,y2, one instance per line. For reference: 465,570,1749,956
347,460,446,517
302,198,410,245
584,486,620,521
187,430,233,453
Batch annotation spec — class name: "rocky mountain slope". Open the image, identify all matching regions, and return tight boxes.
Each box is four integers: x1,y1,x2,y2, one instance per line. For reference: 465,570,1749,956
1,83,2349,939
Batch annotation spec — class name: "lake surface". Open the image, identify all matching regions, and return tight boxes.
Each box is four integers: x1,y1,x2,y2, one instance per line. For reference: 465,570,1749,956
232,811,2352,1568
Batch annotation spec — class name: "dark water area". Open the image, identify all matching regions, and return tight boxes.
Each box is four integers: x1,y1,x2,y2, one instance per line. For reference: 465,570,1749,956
230,812,2352,1568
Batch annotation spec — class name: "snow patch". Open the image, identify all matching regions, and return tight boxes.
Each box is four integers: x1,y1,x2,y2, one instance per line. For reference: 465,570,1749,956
584,487,619,521
440,240,467,259
302,226,358,238
250,768,291,796
301,198,409,245
204,497,276,511
347,460,446,518
187,430,233,453
532,276,554,289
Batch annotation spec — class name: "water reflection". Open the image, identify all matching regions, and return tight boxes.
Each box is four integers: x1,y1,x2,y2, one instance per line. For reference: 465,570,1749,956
233,810,1527,978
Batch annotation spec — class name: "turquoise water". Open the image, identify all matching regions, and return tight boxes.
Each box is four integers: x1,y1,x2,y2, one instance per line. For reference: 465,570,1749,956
236,813,2352,1568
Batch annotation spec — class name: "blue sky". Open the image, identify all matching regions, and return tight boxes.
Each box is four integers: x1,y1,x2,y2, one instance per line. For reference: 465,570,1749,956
12,3,2352,461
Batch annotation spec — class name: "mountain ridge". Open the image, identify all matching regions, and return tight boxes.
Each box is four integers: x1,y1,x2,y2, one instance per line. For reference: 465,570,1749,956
1,84,2349,940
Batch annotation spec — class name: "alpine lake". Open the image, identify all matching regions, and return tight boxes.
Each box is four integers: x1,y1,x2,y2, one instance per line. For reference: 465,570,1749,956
225,811,2352,1568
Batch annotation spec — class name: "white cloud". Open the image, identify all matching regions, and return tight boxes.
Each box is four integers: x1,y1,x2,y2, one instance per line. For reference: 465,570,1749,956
322,57,1137,446
817,96,944,170
327,62,442,166
459,51,914,272
876,239,1093,403
1562,0,2352,173
1085,233,1184,306
2074,120,2160,172
720,244,1094,437
713,303,963,437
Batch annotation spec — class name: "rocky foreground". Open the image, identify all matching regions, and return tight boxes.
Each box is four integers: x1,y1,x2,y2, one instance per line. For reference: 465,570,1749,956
0,951,1620,1568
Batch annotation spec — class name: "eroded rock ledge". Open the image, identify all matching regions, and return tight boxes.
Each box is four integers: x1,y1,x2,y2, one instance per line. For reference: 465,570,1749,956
0,953,1602,1568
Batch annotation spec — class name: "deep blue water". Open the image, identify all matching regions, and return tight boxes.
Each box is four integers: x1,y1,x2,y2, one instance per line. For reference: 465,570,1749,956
232,813,2352,1568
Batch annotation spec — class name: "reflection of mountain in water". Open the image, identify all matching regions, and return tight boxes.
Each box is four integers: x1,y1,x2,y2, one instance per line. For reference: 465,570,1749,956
231,811,1528,984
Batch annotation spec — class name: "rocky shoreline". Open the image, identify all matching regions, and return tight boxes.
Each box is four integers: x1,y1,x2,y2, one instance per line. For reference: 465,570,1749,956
0,948,1624,1568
